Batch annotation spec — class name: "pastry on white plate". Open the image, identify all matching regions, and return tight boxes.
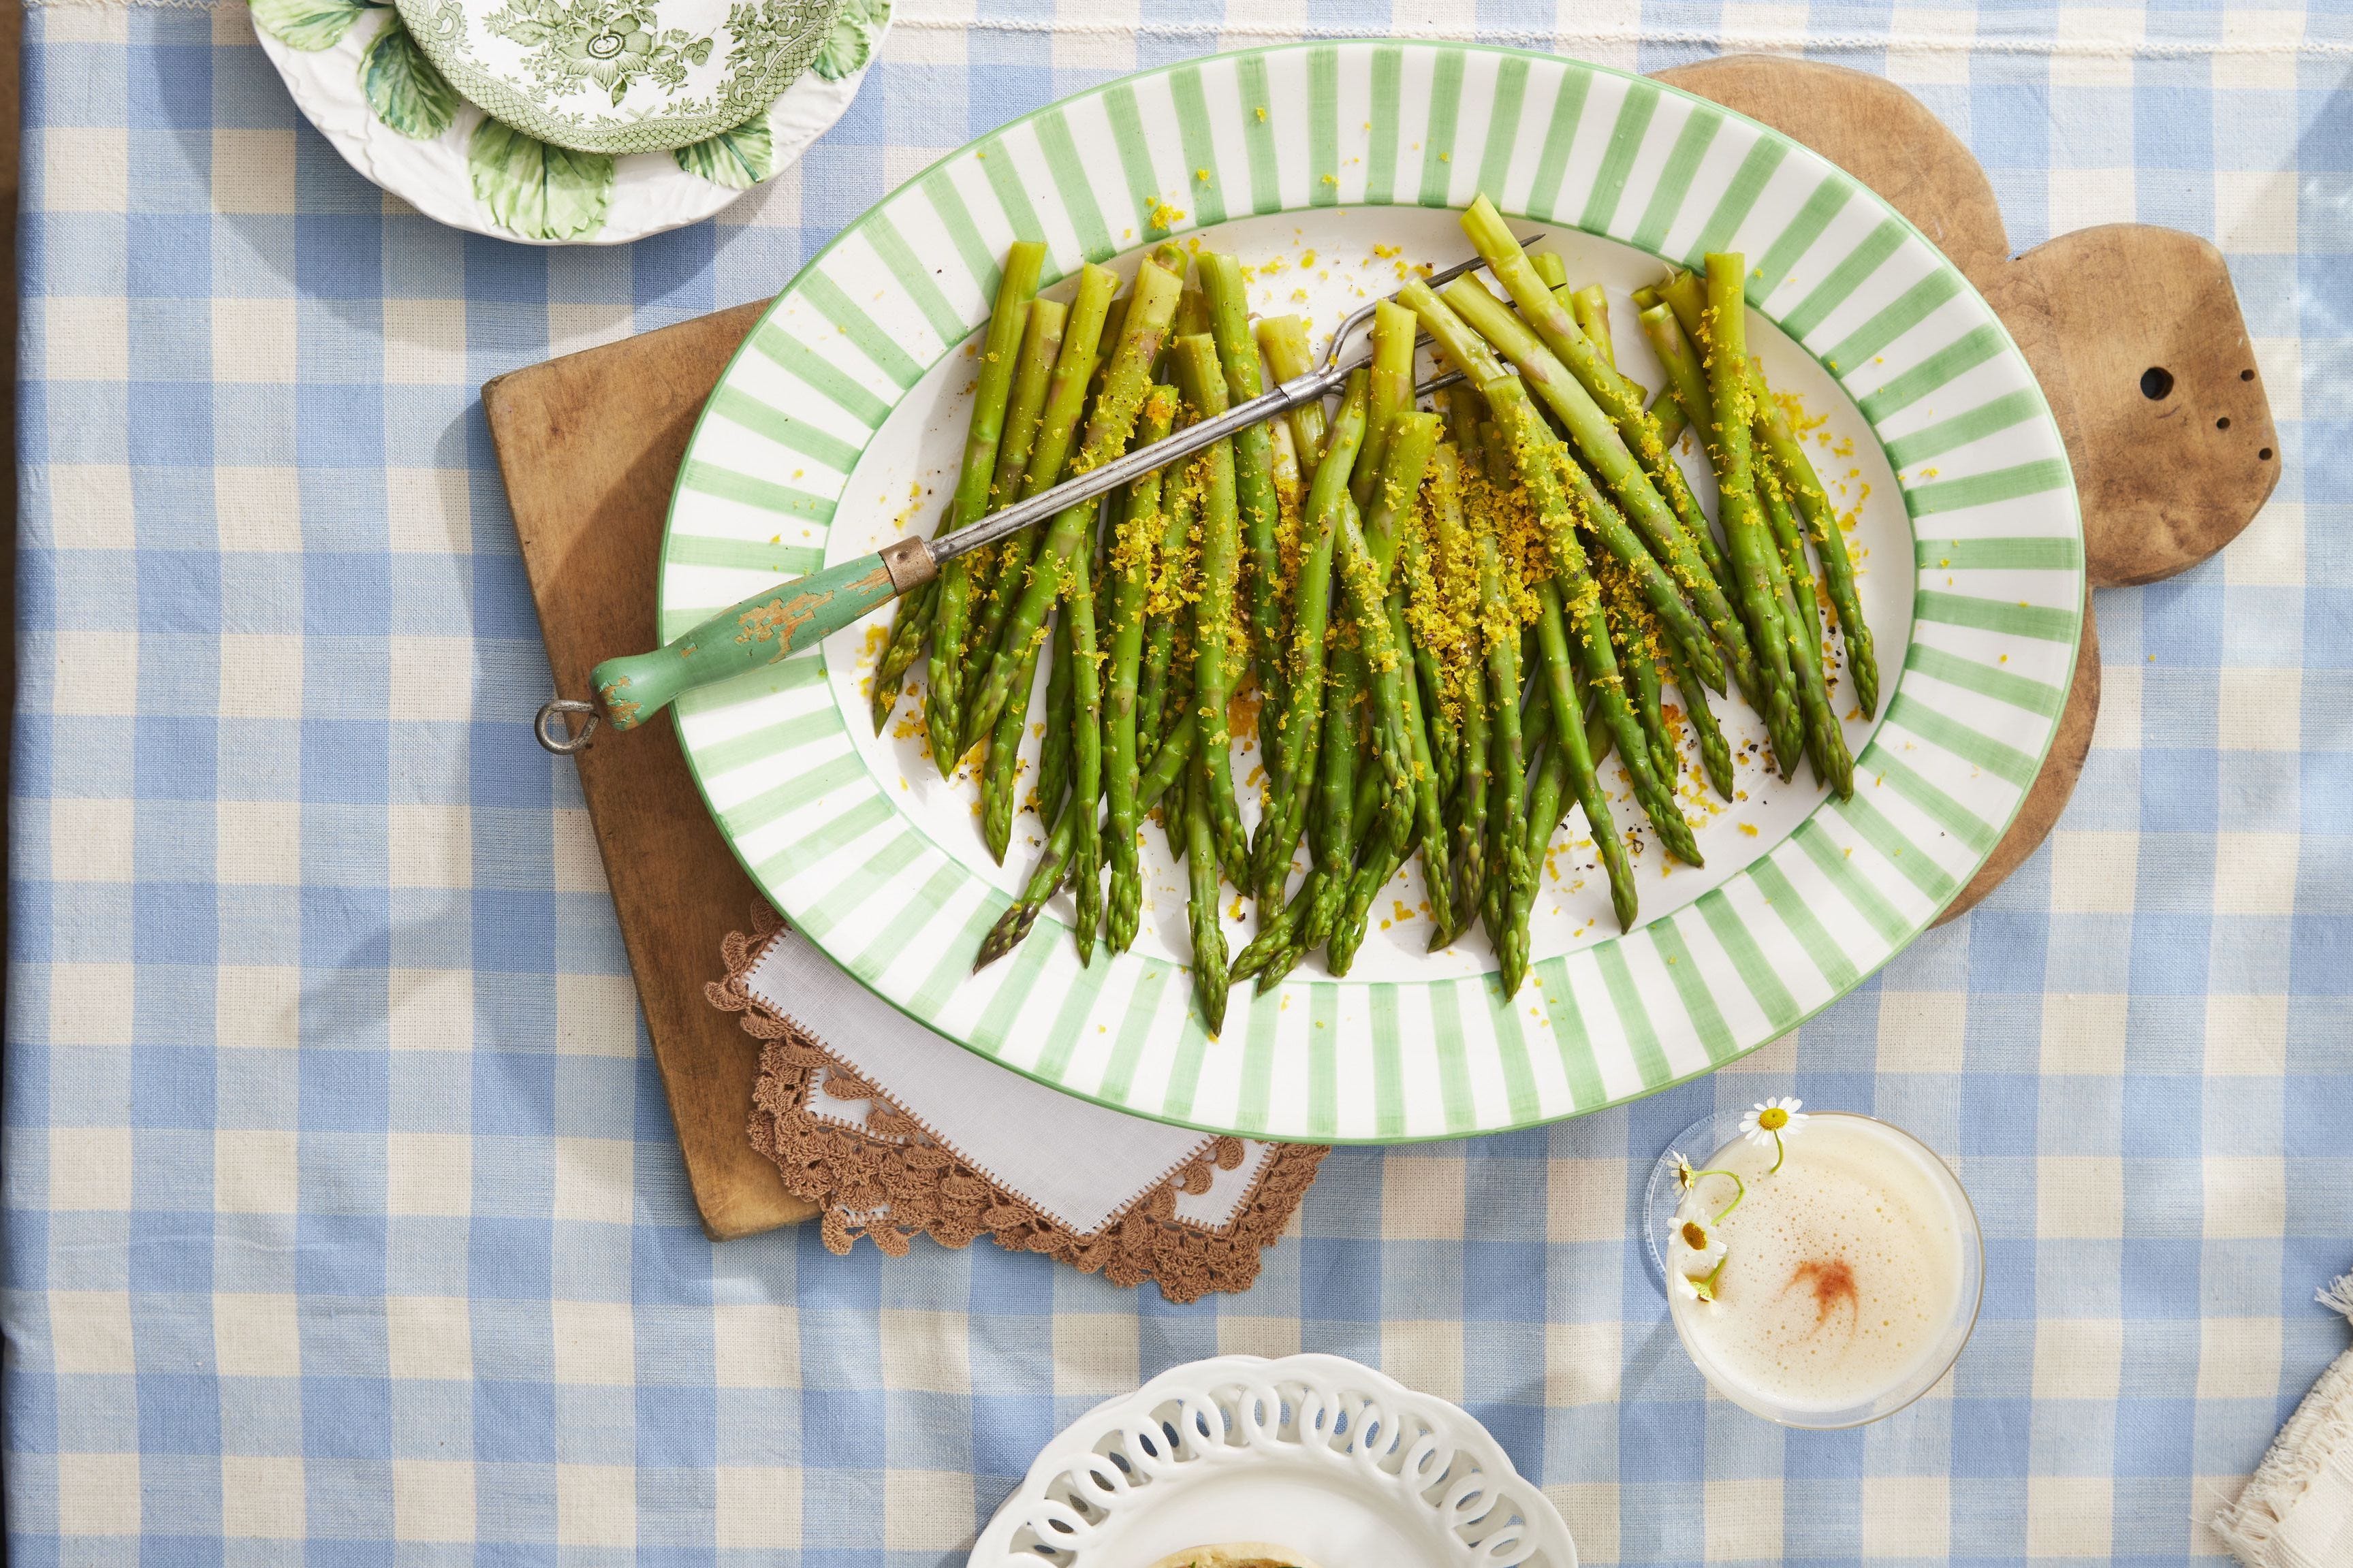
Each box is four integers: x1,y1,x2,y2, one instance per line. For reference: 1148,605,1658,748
1143,1546,1325,1568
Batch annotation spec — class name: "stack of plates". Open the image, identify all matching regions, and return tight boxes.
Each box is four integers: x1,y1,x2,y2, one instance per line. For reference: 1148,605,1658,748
249,0,889,244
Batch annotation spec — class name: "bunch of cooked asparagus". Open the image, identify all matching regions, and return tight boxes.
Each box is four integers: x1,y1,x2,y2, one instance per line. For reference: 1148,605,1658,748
867,195,1876,1031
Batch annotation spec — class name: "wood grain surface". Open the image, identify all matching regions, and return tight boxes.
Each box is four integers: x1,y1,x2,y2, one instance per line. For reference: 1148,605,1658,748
485,55,2275,1235
484,302,818,1241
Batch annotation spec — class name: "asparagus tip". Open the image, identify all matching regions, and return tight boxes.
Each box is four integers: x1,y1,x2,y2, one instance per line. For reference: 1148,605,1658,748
973,909,1037,972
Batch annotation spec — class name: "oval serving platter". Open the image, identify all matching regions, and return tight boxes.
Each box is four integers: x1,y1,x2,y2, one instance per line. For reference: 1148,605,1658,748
657,41,2083,1145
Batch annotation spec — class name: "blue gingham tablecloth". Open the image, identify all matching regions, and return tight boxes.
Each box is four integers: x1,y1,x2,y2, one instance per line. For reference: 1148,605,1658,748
6,1,2350,1562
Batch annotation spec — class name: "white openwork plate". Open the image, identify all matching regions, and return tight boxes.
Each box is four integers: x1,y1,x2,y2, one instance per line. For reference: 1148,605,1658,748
659,42,2084,1141
969,1354,1577,1568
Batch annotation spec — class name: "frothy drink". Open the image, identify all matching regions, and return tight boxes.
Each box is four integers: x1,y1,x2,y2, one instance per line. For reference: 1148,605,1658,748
1667,1113,1973,1419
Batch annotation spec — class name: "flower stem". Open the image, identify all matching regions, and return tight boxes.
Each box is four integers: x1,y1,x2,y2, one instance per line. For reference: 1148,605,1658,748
1767,1129,1786,1175
1694,1168,1745,1221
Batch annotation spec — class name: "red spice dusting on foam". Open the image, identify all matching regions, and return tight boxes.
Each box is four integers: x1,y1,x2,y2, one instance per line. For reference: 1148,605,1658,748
1787,1257,1860,1331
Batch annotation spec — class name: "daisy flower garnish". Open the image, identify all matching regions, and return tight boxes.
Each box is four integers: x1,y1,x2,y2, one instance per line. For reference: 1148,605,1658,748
1740,1096,1808,1174
1675,1254,1728,1303
1671,1150,1696,1193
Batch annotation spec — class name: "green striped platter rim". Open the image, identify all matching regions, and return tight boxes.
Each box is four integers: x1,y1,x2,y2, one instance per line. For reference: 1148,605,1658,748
656,41,2083,1145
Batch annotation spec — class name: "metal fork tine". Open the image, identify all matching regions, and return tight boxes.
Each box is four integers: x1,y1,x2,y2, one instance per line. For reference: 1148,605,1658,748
1320,232,1544,367
1419,232,1543,291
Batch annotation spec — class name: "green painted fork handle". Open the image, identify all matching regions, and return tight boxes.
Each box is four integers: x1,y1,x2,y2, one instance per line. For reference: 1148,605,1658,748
590,551,905,731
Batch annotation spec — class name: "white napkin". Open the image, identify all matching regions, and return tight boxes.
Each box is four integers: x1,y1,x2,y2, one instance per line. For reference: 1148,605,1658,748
745,927,1276,1237
2212,1270,2353,1568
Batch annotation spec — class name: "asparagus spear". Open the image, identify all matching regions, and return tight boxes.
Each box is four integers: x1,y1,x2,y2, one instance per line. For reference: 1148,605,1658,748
874,242,1045,739
1104,389,1179,954
1336,523,1415,846
1199,253,1291,727
962,252,1184,752
1500,726,1564,995
1136,455,1199,768
1267,413,1305,514
1477,526,1529,974
1746,358,1879,718
1351,300,1418,511
868,578,935,735
1638,295,1703,410
1387,590,1457,945
1607,587,1677,788
1325,415,1452,970
1250,371,1369,901
1434,274,1731,697
1254,315,1328,464
977,791,1077,972
1533,581,1638,931
1647,384,1691,450
1037,603,1075,825
930,293,1063,767
1754,438,1854,799
1487,376,1705,867
1455,197,1739,632
975,712,1197,971
1329,741,1421,978
1663,626,1735,803
1325,843,1395,977
1656,265,1708,344
1595,556,1675,784
961,267,1120,733
1351,412,1455,942
1449,505,1493,931
1570,284,1619,372
1241,765,1382,990
1404,284,1703,864
1304,633,1364,952
1184,760,1231,1034
981,633,1045,865
1696,253,1805,777
1493,660,1558,996
1233,874,1312,985
1161,747,1190,864
1560,278,1651,406
1172,284,1208,342
1067,545,1105,958
1171,333,1252,886
1397,520,1459,804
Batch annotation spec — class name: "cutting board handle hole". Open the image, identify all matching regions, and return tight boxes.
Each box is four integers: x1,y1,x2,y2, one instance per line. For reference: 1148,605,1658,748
2140,366,2174,399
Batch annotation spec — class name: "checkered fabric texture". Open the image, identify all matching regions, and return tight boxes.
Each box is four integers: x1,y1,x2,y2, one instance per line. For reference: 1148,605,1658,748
5,0,2348,1561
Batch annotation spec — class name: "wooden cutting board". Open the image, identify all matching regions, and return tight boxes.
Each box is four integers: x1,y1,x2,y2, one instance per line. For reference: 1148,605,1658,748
484,53,2277,1241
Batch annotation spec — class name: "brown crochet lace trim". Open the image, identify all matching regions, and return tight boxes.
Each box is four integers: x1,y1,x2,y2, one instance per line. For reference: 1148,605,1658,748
709,907,1327,1305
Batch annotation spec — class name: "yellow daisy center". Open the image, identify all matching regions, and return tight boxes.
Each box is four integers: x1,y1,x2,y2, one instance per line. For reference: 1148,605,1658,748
1758,1106,1789,1131
1680,1221,1709,1250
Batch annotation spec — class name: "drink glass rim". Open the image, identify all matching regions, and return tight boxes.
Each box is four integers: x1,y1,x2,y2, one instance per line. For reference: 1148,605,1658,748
1643,1108,1985,1430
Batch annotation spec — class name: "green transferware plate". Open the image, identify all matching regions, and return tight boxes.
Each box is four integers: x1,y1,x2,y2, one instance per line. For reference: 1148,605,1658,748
656,42,2083,1143
394,0,842,154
